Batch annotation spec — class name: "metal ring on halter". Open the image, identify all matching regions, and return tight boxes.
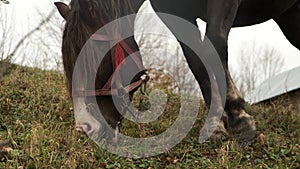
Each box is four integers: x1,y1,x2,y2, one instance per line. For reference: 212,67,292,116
140,74,150,95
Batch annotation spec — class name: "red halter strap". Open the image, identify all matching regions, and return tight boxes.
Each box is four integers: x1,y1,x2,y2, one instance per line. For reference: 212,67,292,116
73,33,147,97
89,33,143,70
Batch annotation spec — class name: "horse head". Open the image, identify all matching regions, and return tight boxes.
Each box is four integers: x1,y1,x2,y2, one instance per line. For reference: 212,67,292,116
55,0,125,142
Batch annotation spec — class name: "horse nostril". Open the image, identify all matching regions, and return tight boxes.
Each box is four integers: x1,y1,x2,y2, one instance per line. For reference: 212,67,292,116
76,123,92,135
83,123,92,132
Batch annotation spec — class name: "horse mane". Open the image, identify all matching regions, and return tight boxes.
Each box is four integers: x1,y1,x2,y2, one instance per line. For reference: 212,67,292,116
90,0,135,21
61,0,136,94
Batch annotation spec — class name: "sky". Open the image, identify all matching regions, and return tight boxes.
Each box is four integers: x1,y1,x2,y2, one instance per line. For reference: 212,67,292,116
2,0,300,72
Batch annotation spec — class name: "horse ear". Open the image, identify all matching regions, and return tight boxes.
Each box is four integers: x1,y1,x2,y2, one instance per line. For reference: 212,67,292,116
54,2,70,20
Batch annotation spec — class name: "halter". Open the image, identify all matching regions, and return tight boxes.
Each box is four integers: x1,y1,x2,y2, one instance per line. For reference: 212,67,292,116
74,33,149,97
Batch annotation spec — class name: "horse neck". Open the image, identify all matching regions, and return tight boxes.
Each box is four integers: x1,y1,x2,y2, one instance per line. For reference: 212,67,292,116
95,0,145,31
101,0,145,36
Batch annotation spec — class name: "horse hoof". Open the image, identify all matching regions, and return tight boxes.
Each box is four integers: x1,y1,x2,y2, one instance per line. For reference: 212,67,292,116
231,129,257,147
229,116,257,146
199,121,229,143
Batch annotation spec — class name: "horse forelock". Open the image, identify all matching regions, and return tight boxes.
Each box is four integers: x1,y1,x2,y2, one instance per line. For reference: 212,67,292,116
63,0,136,56
69,0,135,24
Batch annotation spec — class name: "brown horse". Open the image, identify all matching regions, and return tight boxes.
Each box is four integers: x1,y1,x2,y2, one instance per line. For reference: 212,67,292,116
55,0,300,145
55,0,147,141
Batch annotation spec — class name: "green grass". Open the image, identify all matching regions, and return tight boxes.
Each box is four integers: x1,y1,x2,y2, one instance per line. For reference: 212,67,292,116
0,63,299,168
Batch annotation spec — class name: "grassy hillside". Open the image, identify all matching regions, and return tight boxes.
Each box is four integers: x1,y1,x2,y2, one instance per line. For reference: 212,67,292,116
0,63,299,168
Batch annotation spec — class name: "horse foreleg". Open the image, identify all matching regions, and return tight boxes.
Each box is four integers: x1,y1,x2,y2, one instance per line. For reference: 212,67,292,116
205,0,256,145
153,12,230,141
179,40,230,142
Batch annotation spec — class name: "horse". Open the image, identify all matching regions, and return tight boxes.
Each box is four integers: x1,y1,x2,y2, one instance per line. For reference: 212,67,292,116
55,0,300,146
54,0,148,142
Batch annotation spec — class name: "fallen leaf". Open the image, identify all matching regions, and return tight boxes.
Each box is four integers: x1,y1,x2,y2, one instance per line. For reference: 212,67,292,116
258,133,265,146
2,147,13,153
173,158,179,164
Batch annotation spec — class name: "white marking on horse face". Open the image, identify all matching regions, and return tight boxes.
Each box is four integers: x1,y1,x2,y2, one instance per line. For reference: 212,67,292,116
76,122,101,136
73,98,102,137
112,127,119,143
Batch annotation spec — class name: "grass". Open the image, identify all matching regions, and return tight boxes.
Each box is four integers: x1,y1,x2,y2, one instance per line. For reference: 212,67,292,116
0,63,299,168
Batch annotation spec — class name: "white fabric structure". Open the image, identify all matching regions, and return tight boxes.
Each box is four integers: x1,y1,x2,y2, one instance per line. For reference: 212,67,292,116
245,66,300,104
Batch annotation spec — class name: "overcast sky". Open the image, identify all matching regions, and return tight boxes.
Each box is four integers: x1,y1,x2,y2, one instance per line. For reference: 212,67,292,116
2,0,300,72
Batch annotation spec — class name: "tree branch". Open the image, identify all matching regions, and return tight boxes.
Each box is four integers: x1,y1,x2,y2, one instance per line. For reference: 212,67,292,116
7,8,56,60
0,0,9,4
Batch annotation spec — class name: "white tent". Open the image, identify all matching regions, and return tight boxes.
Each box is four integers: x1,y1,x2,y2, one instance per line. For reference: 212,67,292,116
245,66,300,104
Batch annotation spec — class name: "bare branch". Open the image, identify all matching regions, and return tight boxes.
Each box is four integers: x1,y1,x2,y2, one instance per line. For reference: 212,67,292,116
7,8,56,60
0,0,9,5
232,41,285,96
0,5,13,61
